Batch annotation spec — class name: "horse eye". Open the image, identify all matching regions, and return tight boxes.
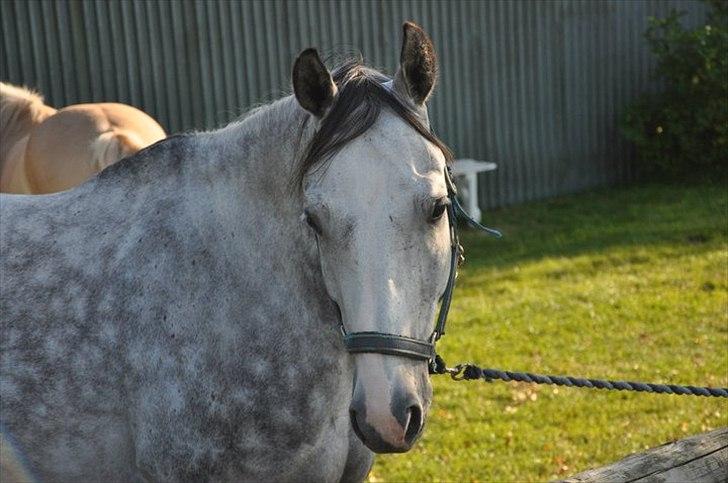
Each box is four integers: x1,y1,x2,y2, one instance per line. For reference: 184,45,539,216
431,198,449,221
303,210,322,235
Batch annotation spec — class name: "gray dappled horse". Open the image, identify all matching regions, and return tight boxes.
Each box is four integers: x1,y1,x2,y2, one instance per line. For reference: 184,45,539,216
1,23,455,482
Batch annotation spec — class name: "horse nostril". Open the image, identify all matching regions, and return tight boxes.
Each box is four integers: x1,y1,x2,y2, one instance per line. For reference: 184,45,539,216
404,404,423,445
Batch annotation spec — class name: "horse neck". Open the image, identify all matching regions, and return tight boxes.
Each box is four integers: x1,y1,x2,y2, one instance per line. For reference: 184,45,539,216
197,96,310,220
178,97,334,341
187,96,321,284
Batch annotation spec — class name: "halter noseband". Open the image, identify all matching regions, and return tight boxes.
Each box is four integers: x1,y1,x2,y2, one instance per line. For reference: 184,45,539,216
340,166,500,372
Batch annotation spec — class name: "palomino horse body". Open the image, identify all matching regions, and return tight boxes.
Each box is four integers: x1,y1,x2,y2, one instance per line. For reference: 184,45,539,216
0,82,166,194
0,23,449,482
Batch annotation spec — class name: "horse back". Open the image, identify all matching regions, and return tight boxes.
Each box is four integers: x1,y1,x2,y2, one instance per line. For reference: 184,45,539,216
18,103,166,194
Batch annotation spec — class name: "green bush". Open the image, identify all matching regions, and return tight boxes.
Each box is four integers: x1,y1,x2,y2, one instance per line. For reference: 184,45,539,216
620,0,728,177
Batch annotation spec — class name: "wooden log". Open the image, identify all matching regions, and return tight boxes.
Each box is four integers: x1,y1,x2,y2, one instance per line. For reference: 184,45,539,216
562,427,728,482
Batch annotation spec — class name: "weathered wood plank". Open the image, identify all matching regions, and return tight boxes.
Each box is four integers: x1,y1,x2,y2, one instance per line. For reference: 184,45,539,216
563,427,728,483
648,447,727,482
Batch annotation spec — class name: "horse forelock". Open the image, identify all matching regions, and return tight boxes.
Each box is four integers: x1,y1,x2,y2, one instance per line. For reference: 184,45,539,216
293,59,453,188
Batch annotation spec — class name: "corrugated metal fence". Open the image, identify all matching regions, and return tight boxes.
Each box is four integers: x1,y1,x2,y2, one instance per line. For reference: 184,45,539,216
0,0,706,207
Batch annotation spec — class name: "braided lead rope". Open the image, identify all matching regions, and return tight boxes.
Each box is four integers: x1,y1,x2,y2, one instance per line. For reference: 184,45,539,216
430,356,728,398
434,175,727,397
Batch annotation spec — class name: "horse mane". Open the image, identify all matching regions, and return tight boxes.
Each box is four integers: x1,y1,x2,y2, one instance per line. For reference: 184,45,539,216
293,59,454,187
94,59,453,190
0,82,56,143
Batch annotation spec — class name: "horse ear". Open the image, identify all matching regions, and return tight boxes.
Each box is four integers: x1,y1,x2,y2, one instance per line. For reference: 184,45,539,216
393,22,438,105
293,48,338,117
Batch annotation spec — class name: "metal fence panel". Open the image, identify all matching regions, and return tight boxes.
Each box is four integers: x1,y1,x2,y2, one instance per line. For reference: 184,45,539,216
0,0,707,207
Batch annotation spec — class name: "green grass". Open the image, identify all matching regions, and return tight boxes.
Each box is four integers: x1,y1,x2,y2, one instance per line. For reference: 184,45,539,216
369,181,728,482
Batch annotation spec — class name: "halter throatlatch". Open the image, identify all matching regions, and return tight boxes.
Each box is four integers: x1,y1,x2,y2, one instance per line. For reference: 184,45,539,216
342,166,501,371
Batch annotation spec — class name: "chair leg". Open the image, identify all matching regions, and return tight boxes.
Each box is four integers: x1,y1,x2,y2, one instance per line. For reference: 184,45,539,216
466,173,482,222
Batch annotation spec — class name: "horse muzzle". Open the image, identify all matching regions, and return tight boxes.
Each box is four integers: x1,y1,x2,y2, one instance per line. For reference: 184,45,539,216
349,394,424,453
348,354,428,453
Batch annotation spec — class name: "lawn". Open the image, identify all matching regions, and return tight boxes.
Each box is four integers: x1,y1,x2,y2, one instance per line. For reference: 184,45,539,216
369,181,728,482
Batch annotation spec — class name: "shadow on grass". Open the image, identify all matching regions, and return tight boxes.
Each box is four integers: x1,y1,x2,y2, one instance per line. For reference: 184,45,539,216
460,182,727,271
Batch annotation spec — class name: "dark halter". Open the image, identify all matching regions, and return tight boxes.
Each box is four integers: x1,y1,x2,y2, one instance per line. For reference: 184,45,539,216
341,166,501,373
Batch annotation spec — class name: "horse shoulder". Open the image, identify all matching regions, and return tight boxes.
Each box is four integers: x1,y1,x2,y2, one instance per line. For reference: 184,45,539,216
0,135,32,193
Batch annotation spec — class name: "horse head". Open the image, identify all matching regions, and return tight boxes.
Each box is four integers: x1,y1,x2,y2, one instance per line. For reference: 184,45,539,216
293,22,452,453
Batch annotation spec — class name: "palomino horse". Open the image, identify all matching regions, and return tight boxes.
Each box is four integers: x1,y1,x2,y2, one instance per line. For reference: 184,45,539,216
0,82,166,194
1,23,452,482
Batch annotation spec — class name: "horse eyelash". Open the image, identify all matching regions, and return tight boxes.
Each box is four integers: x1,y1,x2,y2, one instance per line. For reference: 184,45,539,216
431,197,449,221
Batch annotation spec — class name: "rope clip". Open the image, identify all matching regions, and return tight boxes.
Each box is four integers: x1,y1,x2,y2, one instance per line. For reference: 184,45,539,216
446,364,465,380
